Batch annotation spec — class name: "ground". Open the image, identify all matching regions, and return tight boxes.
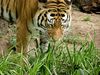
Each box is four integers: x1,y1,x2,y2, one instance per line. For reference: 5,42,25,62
0,9,100,55
71,10,100,49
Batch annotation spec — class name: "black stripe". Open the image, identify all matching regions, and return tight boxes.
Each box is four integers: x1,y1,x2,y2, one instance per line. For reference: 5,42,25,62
63,10,67,13
9,10,13,22
37,11,44,26
57,8,62,12
58,4,66,8
26,23,32,34
68,15,70,21
35,39,39,48
38,11,44,21
67,13,69,21
1,7,3,17
66,13,69,21
1,0,3,17
48,9,52,12
16,9,18,19
6,0,10,12
41,16,44,26
48,9,56,12
44,13,47,17
39,0,47,3
64,11,68,22
58,2,66,4
47,1,66,5
64,14,70,23
46,1,57,4
64,18,67,23
44,12,47,26
37,22,40,27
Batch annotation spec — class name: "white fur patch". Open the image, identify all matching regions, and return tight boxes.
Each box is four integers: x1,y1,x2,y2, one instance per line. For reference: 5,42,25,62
47,13,54,24
11,12,16,22
0,7,1,16
3,7,9,21
67,0,71,2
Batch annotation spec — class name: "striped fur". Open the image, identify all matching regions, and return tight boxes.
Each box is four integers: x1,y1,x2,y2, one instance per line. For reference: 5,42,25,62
0,0,17,22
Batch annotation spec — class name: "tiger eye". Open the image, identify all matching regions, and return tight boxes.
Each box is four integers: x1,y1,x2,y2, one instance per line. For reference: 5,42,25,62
50,13,55,16
61,14,65,17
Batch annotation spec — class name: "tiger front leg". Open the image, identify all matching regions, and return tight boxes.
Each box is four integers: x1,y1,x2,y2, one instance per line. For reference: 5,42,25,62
16,22,31,55
40,33,50,53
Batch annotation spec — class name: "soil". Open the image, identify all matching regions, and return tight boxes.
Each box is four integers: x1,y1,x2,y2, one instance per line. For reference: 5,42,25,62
0,9,100,55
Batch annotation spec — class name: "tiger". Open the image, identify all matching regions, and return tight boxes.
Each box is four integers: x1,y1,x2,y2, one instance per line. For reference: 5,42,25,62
0,0,72,54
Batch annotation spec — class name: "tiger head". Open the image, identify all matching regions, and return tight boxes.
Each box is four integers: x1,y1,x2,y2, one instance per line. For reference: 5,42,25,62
34,0,71,41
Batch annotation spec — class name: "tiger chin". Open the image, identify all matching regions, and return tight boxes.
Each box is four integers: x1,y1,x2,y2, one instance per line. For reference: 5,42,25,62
0,0,72,55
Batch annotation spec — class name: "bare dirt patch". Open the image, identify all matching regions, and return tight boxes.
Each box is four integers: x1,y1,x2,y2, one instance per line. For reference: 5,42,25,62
71,10,100,49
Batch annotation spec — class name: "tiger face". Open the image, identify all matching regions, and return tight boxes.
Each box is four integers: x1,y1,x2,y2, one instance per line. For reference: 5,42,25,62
34,1,71,42
46,9,71,41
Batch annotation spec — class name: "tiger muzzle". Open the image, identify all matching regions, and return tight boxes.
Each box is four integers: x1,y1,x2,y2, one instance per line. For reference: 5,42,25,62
48,17,63,41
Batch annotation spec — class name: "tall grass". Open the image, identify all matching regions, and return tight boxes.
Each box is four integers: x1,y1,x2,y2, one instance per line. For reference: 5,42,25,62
0,35,100,75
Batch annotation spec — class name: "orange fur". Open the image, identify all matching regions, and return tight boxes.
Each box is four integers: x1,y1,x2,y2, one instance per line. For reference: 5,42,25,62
47,16,63,41
0,0,38,54
16,0,38,53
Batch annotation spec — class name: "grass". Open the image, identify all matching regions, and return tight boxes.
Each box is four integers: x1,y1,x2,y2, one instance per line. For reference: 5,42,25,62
0,35,100,75
82,16,91,22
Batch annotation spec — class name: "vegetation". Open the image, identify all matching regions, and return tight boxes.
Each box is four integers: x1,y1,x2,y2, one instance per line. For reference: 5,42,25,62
0,34,100,75
82,16,91,22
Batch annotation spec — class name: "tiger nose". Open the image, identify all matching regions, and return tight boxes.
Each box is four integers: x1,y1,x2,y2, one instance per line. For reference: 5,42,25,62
52,28,63,41
48,27,63,41
52,17,63,41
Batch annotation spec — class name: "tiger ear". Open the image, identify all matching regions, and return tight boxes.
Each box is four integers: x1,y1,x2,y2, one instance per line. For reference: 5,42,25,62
38,0,46,9
64,0,72,5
